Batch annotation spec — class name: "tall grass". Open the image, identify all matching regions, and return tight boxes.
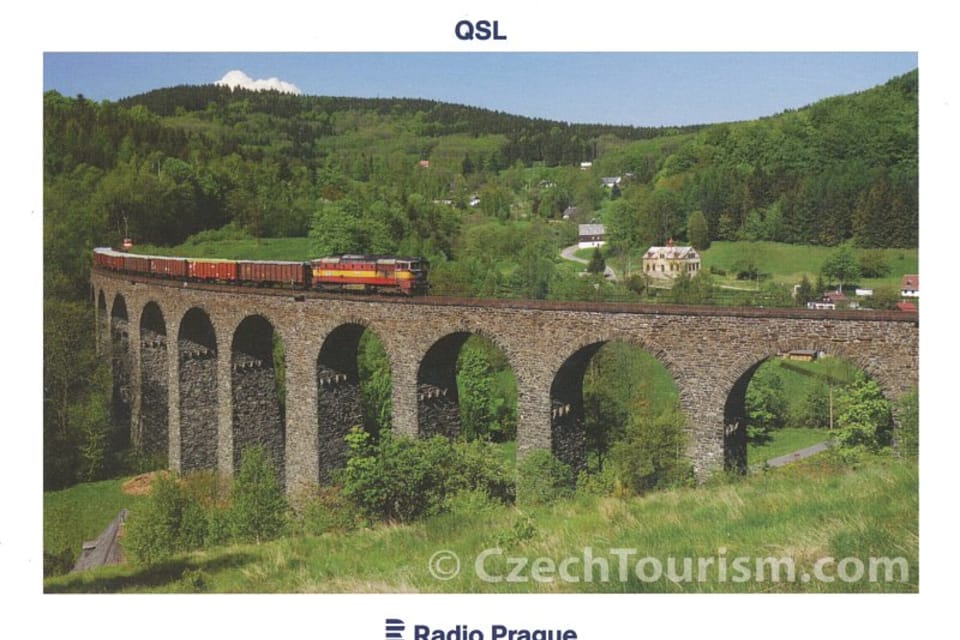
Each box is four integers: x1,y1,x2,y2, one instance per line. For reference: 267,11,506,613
45,456,917,593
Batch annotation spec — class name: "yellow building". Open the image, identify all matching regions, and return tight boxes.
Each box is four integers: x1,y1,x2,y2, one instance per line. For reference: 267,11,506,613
642,240,701,279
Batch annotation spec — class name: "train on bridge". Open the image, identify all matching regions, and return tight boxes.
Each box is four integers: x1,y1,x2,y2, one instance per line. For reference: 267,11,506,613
93,247,429,295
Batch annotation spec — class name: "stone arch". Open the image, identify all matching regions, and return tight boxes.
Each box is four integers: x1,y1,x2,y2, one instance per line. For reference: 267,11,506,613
110,293,132,450
177,307,219,473
231,314,286,487
415,327,520,441
548,335,682,473
720,338,895,472
314,321,392,483
138,301,169,462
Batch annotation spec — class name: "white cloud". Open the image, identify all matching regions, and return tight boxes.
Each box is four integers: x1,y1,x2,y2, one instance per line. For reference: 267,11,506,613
215,70,302,95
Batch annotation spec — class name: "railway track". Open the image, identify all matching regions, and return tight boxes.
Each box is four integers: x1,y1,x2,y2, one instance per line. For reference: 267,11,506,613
93,267,918,324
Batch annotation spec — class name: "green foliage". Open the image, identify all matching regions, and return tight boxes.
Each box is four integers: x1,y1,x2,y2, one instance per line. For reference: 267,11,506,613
587,247,606,274
337,429,514,522
581,341,680,472
668,270,715,305
894,387,919,459
124,474,207,566
289,485,360,536
458,346,496,441
858,249,891,278
227,446,289,544
833,376,893,454
357,331,392,436
745,367,788,441
798,380,833,429
493,515,538,548
686,210,711,250
821,243,861,292
515,449,575,506
795,274,815,307
608,407,693,493
44,300,118,489
864,286,901,310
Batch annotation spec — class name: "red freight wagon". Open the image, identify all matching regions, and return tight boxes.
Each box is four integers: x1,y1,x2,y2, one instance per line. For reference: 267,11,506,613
188,259,238,282
150,256,189,278
93,248,125,271
123,255,151,273
237,260,310,287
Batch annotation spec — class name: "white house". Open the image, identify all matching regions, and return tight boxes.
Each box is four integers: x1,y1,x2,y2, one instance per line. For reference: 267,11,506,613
577,224,606,248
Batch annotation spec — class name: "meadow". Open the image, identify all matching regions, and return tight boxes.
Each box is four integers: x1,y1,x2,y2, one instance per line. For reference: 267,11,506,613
44,454,917,593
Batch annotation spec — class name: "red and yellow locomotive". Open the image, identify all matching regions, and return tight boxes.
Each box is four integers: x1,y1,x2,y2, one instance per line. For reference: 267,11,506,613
92,248,429,295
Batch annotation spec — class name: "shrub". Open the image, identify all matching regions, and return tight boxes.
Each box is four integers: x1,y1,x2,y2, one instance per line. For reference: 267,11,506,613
124,473,207,565
289,485,359,536
337,429,515,522
608,407,693,493
516,449,575,506
227,446,289,544
833,376,893,454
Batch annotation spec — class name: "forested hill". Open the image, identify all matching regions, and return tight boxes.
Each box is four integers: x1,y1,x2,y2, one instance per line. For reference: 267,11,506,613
44,68,917,300
117,84,703,163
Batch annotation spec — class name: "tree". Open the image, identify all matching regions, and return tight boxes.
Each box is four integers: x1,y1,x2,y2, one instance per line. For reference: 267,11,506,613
795,274,815,307
458,346,495,441
744,367,788,440
124,473,207,565
228,446,289,544
608,407,692,493
858,249,890,278
833,376,893,453
821,244,861,293
686,210,711,250
587,247,606,274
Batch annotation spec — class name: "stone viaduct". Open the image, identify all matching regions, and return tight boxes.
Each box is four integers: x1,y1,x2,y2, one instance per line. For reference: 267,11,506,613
91,269,919,492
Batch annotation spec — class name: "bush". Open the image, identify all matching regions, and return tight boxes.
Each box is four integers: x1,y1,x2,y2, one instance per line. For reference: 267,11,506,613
227,446,289,544
608,407,693,493
833,376,893,454
123,473,207,566
289,485,360,535
516,449,575,506
337,429,515,522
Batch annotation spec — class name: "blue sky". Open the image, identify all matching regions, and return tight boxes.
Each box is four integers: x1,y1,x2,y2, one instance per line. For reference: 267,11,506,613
43,52,917,127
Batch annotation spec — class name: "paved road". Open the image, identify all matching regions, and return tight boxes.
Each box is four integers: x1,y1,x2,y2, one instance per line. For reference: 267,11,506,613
765,441,831,468
560,245,617,281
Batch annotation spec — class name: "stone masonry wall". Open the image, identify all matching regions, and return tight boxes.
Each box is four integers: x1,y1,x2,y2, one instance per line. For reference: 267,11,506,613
92,272,920,491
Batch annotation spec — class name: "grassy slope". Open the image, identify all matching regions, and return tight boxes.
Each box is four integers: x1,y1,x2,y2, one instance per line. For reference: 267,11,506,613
701,241,918,291
44,456,917,593
44,477,149,567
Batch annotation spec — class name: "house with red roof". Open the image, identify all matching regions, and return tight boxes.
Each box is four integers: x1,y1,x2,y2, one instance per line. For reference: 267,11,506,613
900,274,919,298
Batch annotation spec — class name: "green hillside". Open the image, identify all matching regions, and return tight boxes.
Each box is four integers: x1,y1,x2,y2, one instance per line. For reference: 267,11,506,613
44,455,917,593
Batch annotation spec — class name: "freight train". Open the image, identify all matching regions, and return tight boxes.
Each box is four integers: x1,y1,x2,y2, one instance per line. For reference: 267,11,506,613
93,247,429,295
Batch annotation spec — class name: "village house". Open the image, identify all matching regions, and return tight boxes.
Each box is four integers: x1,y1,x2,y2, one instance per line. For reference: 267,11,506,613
642,239,701,279
578,223,606,248
807,291,858,310
900,274,919,298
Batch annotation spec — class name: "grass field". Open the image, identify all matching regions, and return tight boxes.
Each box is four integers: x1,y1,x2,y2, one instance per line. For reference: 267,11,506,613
597,240,917,293
44,455,917,593
747,427,830,464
